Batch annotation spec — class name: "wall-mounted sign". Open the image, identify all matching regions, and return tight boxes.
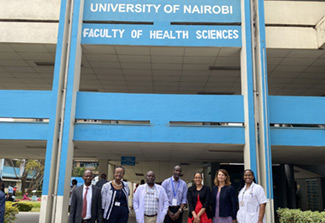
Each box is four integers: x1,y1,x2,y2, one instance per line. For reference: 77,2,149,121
83,0,241,23
121,156,136,166
82,23,241,47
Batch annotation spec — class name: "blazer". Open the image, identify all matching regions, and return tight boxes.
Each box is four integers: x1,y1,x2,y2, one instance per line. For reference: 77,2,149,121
211,185,237,220
133,184,169,223
187,185,212,219
69,185,103,223
0,190,4,223
101,181,129,220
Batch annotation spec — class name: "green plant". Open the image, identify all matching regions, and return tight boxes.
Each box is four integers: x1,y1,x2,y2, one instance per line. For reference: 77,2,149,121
13,201,33,212
277,208,325,223
4,202,19,223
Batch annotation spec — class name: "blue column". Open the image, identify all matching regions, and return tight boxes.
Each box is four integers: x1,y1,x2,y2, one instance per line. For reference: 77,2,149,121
241,0,258,174
53,0,84,221
254,0,274,221
39,0,72,222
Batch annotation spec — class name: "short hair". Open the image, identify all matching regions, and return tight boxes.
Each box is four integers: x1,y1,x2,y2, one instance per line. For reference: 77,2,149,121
72,179,78,185
100,173,107,179
174,165,182,170
83,169,93,176
114,166,125,174
214,169,231,186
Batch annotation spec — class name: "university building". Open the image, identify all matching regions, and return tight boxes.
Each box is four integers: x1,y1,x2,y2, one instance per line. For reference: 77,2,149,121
0,0,325,222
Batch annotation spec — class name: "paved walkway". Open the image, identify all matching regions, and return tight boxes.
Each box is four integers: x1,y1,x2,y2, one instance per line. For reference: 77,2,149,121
16,211,138,223
16,210,189,222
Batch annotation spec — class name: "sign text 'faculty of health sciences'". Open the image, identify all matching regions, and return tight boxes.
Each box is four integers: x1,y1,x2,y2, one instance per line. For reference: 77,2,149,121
81,24,241,47
83,0,241,23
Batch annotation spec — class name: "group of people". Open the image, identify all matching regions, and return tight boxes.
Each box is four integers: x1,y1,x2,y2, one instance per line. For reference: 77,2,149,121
69,166,267,223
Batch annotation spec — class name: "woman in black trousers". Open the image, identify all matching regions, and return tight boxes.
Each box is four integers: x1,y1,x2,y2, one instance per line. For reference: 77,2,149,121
212,169,237,223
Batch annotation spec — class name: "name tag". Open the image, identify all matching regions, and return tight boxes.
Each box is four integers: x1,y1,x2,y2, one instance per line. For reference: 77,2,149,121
114,202,120,206
172,198,177,206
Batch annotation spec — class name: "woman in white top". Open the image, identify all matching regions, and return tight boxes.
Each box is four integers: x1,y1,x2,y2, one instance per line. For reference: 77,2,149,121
236,169,267,223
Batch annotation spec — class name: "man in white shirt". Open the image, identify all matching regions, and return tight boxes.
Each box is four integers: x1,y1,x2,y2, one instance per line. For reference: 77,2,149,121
133,171,169,223
69,170,103,223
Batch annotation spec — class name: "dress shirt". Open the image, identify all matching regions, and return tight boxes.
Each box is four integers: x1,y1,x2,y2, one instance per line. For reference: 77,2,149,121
144,184,159,215
83,184,93,220
161,176,187,206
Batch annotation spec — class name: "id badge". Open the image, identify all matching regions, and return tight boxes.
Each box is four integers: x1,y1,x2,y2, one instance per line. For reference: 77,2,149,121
172,198,177,206
240,201,244,207
114,202,120,206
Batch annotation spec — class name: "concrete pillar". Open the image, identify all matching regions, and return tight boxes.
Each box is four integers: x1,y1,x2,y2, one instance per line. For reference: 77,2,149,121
241,0,275,221
0,159,4,177
97,160,108,177
203,163,219,188
39,0,72,221
240,0,258,174
53,0,84,221
285,164,297,209
107,163,115,181
253,0,275,221
40,0,84,222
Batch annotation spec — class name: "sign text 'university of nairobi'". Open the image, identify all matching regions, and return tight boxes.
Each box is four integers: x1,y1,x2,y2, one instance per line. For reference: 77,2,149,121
82,0,241,47
83,0,241,22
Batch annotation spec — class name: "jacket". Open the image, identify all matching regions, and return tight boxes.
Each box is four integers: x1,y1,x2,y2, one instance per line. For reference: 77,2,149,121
101,181,129,220
187,185,212,219
69,185,103,223
133,184,169,223
211,185,237,220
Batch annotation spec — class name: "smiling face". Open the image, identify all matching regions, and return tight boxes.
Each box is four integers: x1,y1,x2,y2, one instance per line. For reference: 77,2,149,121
193,173,202,186
217,171,227,183
243,170,254,185
82,170,94,186
114,167,125,181
173,166,182,180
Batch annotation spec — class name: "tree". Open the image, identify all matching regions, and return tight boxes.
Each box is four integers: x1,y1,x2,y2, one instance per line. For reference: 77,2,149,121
10,159,44,194
72,166,86,177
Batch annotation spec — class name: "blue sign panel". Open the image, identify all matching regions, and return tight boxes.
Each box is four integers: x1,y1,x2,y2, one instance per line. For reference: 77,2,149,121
121,156,136,166
83,0,241,23
82,23,241,47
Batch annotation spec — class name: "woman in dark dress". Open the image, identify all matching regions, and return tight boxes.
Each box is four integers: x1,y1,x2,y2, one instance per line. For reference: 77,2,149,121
212,169,237,223
101,166,130,223
187,172,212,223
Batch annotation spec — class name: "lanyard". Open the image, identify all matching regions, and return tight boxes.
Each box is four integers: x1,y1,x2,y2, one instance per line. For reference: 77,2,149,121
242,183,254,201
171,177,180,197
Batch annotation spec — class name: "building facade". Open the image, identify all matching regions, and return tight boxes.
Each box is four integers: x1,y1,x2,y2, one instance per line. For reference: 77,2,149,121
0,0,325,222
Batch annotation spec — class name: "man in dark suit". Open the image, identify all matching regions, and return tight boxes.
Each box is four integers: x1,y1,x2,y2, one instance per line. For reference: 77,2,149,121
69,170,103,223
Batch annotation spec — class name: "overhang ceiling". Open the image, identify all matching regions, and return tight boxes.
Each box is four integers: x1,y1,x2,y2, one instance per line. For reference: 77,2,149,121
0,43,324,96
1,139,325,182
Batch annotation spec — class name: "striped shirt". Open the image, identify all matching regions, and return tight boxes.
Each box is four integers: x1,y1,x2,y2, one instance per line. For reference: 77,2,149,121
144,184,159,215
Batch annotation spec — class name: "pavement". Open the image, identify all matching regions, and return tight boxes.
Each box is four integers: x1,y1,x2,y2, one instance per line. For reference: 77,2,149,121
16,211,137,223
16,210,189,223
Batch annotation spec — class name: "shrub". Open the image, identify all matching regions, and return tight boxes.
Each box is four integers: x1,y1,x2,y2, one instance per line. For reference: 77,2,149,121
277,208,325,223
4,202,19,223
13,201,33,212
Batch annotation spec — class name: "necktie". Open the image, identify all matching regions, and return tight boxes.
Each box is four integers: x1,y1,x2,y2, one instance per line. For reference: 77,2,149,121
82,187,89,219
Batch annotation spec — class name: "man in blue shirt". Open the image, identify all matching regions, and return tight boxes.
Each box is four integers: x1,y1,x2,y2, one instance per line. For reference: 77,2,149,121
8,185,13,195
0,178,5,223
161,165,187,223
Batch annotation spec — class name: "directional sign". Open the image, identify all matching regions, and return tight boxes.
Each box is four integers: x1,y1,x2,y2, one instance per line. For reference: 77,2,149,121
121,156,136,166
